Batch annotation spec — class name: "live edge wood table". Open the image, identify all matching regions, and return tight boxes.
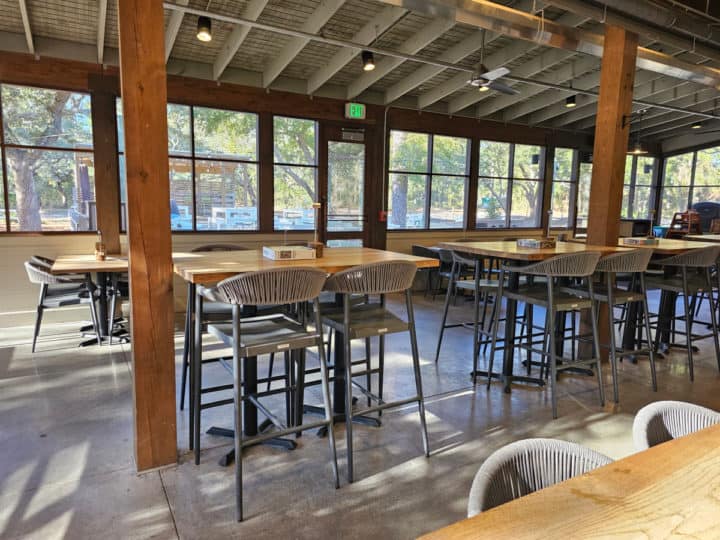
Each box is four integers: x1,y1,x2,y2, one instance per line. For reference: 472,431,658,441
173,247,438,463
420,423,720,539
51,254,130,345
438,241,629,393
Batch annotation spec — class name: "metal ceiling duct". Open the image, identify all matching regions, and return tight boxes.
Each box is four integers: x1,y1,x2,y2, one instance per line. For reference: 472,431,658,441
376,0,720,88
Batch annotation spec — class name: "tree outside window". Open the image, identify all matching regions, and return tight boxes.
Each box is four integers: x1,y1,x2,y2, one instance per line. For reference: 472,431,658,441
1,84,95,232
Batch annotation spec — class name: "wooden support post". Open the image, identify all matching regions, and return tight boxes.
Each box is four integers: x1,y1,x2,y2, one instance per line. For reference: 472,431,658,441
90,90,121,254
587,25,638,245
586,25,638,359
117,0,177,471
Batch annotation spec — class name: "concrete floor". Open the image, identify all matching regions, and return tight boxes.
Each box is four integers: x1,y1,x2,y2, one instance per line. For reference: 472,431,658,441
1,293,720,539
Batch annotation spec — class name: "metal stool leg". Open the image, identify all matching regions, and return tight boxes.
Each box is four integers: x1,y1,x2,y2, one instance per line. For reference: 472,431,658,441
640,274,658,392
406,289,430,457
435,262,456,363
606,275,620,403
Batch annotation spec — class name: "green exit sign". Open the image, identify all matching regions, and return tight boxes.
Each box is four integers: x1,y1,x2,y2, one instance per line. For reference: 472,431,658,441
345,102,366,120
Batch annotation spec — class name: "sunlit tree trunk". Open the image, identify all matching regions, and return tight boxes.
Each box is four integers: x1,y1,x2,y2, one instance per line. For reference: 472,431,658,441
391,173,408,227
8,152,42,230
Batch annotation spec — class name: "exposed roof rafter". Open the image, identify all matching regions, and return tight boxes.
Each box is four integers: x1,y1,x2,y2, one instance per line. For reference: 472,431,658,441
18,0,34,55
164,0,189,63
346,16,455,100
97,0,107,64
212,0,269,81
262,0,346,88
307,5,407,95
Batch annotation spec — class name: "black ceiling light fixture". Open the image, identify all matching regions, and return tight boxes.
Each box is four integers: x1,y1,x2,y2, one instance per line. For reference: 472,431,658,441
691,121,703,129
625,109,648,155
197,1,213,42
197,16,212,42
565,95,577,108
361,50,375,71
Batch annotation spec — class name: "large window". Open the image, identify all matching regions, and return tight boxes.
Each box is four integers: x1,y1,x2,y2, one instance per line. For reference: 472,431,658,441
273,116,317,230
660,146,720,225
550,147,576,228
387,130,469,229
576,162,593,229
622,155,656,220
1,84,95,232
117,102,258,231
477,141,544,228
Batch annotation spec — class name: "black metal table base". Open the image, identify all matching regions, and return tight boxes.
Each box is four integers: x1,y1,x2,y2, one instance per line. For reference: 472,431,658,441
206,425,298,467
303,403,381,437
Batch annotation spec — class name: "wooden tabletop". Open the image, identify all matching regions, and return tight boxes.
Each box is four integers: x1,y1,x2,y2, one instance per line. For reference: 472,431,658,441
685,233,720,243
51,254,130,274
173,247,439,284
420,423,720,540
620,237,720,254
438,241,629,261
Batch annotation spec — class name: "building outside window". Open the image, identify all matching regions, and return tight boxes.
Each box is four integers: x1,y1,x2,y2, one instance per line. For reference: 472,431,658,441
477,141,544,228
387,130,469,230
273,116,318,231
660,146,720,225
117,102,259,231
1,84,95,232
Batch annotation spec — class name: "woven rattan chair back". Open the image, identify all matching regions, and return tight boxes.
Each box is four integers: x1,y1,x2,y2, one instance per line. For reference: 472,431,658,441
512,251,601,277
24,261,64,285
215,267,327,306
467,438,612,517
324,260,417,295
656,245,720,268
632,400,720,451
595,248,653,274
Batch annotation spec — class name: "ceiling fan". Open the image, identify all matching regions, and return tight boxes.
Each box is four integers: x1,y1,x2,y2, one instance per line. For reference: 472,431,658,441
467,31,519,95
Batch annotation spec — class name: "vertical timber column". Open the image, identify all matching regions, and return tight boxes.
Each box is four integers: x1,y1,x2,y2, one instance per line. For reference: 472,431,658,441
90,89,121,254
117,0,177,470
586,25,638,358
587,25,638,245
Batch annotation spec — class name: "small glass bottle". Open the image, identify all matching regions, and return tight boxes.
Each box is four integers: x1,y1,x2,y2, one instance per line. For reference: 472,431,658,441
95,230,106,261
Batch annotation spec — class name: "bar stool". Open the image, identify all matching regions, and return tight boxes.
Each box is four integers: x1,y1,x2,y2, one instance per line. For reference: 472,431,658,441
435,251,499,381
573,249,657,402
487,252,604,419
205,267,338,521
321,260,430,482
645,245,720,381
180,243,248,411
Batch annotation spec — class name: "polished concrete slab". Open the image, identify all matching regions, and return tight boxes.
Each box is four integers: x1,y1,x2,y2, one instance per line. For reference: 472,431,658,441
1,293,719,539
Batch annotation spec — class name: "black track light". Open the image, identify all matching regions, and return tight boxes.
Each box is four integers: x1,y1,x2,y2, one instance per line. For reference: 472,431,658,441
361,50,375,71
565,95,577,108
197,16,212,42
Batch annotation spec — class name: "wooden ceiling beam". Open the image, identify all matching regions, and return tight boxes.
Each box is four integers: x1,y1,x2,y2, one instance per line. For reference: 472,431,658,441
346,17,454,100
18,0,34,55
164,0,189,63
262,0,346,88
307,5,406,95
212,0,269,81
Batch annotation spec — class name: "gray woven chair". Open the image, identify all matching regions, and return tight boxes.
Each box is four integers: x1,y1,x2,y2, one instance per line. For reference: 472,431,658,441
435,251,500,383
181,243,249,411
322,260,430,482
205,267,338,521
24,261,99,352
572,249,657,403
467,438,613,517
411,244,440,297
632,400,720,451
487,252,604,419
645,245,720,381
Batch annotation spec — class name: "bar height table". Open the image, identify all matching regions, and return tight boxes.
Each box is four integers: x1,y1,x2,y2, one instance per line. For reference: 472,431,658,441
173,247,439,463
438,241,630,393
